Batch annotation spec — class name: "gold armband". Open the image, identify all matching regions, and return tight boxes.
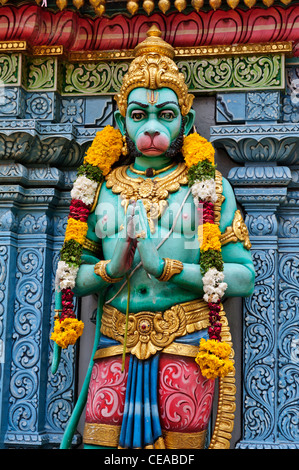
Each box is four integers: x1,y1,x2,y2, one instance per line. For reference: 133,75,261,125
94,260,123,284
220,210,252,250
157,258,184,282
83,237,102,256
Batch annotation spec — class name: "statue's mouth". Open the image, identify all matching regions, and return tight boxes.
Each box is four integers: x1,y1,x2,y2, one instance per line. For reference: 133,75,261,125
136,133,169,156
141,146,166,156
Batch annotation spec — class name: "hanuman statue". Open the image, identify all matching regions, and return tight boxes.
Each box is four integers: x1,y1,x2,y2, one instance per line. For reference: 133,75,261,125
51,26,255,450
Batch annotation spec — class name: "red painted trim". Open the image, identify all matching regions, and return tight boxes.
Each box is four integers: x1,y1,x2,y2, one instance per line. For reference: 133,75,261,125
0,3,298,55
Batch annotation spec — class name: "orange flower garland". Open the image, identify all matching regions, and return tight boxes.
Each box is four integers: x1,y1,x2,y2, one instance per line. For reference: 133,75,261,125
199,223,222,252
51,126,123,349
182,133,234,379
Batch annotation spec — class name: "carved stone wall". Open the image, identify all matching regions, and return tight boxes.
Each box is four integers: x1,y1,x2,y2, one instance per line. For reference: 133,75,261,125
211,59,299,448
0,48,114,448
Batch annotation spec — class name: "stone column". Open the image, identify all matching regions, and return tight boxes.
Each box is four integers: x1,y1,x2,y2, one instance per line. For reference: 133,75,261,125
0,44,116,448
211,83,299,448
0,164,78,447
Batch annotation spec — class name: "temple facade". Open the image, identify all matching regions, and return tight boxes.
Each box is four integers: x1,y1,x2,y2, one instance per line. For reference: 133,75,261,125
0,0,298,449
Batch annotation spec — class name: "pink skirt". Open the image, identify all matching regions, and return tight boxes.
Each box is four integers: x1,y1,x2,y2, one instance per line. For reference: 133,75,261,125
84,351,215,449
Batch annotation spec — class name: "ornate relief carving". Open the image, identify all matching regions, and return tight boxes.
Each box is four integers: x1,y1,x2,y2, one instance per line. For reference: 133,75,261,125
61,55,285,96
278,253,299,443
7,248,44,437
211,134,299,165
64,61,130,95
246,92,280,121
241,249,276,443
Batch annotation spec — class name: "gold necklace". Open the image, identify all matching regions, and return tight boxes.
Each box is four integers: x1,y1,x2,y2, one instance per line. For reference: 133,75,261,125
129,162,176,177
106,162,188,233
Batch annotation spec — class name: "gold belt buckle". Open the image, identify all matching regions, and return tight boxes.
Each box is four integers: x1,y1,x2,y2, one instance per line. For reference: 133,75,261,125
112,306,187,360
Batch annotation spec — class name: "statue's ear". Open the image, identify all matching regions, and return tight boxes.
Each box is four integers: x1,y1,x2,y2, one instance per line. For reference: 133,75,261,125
183,109,196,135
114,110,126,135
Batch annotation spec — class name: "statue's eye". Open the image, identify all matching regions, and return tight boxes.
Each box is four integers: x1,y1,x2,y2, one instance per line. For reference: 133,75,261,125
131,110,146,121
160,110,175,120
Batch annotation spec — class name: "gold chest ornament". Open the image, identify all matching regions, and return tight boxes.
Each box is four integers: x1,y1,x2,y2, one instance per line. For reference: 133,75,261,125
106,162,188,233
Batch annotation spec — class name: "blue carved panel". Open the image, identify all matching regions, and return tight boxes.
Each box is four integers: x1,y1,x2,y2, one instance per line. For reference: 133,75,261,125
245,92,280,122
277,191,299,445
215,62,299,448
216,92,280,124
242,249,277,444
25,92,59,121
282,67,299,123
0,164,80,447
0,87,26,118
7,245,46,442
278,252,299,444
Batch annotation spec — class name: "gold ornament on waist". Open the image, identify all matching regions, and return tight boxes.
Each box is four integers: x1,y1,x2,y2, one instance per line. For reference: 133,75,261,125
100,299,211,360
94,260,123,283
157,258,184,282
114,26,194,117
106,162,188,233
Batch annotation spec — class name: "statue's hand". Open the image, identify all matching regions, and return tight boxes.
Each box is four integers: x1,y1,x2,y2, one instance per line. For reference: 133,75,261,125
106,203,137,279
133,200,164,277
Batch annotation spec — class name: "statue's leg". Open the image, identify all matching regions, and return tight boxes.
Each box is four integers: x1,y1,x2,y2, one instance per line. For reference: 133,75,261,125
158,351,215,449
82,354,129,448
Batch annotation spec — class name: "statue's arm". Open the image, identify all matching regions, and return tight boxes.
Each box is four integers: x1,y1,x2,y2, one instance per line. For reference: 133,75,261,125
163,248,254,297
73,199,138,297
72,210,108,297
167,177,255,297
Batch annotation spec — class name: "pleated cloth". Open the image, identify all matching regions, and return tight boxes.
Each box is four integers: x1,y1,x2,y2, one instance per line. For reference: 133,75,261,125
118,354,163,449
95,329,209,449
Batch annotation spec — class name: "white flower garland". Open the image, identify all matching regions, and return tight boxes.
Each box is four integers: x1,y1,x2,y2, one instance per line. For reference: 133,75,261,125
55,260,79,291
70,175,98,206
191,178,218,205
202,267,227,303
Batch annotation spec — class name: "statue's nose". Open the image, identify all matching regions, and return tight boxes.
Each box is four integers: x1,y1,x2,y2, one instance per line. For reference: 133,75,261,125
144,130,160,138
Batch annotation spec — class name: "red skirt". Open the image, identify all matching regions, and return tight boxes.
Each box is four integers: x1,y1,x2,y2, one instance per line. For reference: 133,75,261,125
84,350,215,449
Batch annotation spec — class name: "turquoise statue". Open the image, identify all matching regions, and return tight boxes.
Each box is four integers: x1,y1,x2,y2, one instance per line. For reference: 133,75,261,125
51,25,255,449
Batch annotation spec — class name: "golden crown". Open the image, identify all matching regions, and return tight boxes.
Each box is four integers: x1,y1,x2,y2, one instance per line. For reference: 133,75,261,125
115,25,194,117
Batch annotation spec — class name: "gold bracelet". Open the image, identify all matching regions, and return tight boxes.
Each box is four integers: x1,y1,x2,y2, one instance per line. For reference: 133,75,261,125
157,258,184,282
94,260,123,284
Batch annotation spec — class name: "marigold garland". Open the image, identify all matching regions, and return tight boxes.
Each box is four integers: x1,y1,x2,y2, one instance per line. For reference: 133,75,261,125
52,126,234,379
51,125,122,348
84,126,123,175
199,223,222,252
182,133,215,168
195,339,234,380
64,218,89,245
51,318,84,349
182,133,233,380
